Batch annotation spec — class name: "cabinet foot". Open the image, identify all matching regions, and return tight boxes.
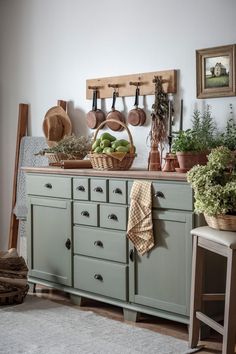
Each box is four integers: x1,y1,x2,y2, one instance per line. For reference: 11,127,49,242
123,308,139,322
28,283,36,293
70,294,84,306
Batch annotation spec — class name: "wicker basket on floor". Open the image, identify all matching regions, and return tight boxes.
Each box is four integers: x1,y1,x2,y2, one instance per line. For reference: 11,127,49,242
0,249,29,305
88,119,136,171
204,213,236,231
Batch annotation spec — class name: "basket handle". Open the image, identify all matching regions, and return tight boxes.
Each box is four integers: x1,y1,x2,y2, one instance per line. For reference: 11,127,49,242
93,119,134,152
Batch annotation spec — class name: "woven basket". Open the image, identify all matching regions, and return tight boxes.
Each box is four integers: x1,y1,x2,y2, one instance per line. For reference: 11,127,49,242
204,213,236,231
88,119,136,171
0,284,29,305
0,252,29,306
45,152,85,165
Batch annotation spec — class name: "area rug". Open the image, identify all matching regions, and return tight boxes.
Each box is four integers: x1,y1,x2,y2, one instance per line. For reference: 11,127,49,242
0,295,202,354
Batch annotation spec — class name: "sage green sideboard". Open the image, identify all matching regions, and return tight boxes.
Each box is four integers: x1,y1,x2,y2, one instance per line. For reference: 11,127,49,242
26,169,197,324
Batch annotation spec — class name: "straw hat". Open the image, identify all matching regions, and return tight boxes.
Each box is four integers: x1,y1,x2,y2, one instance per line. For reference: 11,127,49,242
43,106,72,147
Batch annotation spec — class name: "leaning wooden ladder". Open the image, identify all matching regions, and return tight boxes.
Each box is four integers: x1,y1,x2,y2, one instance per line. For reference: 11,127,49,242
8,103,28,249
8,100,67,250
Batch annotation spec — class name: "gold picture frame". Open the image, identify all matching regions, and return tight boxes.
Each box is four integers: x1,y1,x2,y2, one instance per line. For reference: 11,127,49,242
196,44,236,98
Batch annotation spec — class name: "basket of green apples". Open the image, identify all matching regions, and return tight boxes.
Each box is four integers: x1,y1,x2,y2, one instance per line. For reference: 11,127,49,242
88,119,136,170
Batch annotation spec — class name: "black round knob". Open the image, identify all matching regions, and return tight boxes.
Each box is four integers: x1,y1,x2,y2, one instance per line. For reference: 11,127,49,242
113,188,122,194
154,191,165,198
94,240,103,247
81,211,89,217
108,214,118,221
45,183,52,189
94,186,103,193
94,274,103,281
65,238,71,250
77,185,85,192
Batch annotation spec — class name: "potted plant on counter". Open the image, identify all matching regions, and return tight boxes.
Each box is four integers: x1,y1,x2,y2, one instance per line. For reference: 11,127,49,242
172,106,218,172
187,146,236,231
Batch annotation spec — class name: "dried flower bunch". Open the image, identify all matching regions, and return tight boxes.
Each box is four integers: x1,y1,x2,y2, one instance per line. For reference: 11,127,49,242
149,76,169,147
38,134,92,159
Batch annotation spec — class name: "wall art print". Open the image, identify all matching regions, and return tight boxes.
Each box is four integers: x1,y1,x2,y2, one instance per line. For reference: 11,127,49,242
196,44,236,98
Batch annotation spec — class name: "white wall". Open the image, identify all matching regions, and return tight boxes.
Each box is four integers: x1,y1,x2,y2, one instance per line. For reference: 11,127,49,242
0,0,236,250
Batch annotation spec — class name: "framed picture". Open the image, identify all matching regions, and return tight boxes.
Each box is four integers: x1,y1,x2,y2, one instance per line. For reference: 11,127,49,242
196,44,236,98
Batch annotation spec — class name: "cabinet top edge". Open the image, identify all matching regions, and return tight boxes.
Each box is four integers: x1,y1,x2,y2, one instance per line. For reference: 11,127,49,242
22,167,188,182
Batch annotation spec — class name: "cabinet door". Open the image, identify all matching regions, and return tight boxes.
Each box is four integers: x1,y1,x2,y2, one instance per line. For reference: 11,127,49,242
129,210,193,316
27,197,72,286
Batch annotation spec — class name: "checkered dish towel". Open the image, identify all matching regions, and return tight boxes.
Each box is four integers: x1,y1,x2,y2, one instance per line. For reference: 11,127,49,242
127,180,154,255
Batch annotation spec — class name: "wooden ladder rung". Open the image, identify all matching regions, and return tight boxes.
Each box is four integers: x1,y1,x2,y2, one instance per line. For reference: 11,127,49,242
202,293,225,301
196,311,224,335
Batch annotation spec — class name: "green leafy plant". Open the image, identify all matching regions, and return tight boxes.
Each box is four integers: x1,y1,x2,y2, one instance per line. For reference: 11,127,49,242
37,134,92,158
171,129,199,152
172,106,218,153
187,146,236,216
220,118,236,151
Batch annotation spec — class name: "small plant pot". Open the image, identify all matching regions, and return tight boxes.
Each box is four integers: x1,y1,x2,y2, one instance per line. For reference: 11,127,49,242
176,152,198,172
176,151,209,172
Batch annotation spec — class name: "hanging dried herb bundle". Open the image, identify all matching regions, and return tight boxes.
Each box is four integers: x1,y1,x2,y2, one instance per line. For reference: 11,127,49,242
149,76,169,148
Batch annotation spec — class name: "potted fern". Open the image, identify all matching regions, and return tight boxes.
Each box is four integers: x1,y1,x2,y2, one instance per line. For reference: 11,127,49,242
172,106,218,172
187,146,236,231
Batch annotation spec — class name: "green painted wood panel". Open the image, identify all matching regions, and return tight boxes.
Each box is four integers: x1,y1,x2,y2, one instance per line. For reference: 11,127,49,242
90,178,108,202
128,180,193,211
73,226,127,263
74,255,128,301
100,204,127,230
27,197,72,286
73,202,98,226
129,209,193,316
73,178,89,200
109,180,127,204
26,175,71,199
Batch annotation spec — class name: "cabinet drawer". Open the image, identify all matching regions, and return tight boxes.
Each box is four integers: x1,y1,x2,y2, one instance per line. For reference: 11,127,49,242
90,179,108,202
74,226,127,263
73,202,98,226
73,178,89,200
128,181,193,211
109,180,127,204
100,204,127,230
74,256,128,301
26,175,71,199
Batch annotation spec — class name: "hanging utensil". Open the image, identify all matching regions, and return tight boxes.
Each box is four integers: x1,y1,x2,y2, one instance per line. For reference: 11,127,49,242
127,86,146,126
106,88,125,131
86,89,105,129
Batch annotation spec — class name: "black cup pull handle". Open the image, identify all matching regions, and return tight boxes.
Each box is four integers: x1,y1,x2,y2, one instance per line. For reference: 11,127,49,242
94,240,103,247
65,238,71,250
94,186,103,193
108,214,118,221
154,191,165,199
129,249,134,262
94,274,103,281
113,188,122,194
81,211,90,217
45,183,52,189
77,185,85,192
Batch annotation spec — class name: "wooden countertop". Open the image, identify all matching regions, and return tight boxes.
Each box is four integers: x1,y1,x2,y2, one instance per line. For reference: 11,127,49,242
23,166,187,181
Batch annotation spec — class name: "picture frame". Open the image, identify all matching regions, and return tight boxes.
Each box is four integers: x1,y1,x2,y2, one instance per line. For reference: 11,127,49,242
196,44,236,98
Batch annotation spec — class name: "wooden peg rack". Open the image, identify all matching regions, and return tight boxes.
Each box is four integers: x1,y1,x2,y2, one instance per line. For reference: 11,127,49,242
86,70,177,99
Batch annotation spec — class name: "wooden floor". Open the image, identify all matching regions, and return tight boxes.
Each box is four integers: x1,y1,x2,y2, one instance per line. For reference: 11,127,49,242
30,286,235,354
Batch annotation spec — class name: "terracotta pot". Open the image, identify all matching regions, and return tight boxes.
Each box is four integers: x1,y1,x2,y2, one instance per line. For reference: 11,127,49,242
176,151,209,172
